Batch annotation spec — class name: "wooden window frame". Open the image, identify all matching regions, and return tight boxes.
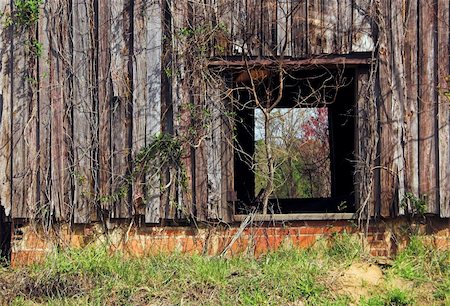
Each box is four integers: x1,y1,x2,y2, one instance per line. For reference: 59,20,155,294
217,57,372,221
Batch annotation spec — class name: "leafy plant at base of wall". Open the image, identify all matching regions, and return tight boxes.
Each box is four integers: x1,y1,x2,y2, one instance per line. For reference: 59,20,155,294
400,192,426,217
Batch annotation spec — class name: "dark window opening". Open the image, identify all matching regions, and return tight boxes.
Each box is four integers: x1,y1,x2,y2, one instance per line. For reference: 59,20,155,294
0,206,11,264
234,68,356,214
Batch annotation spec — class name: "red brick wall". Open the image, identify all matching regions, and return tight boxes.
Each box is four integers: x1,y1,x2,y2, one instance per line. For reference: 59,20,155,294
10,218,450,267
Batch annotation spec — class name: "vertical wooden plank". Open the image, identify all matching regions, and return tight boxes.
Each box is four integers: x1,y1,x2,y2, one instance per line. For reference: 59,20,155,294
11,8,39,219
437,0,450,217
159,0,173,221
110,0,133,219
164,0,181,220
213,0,233,56
220,78,234,223
352,0,375,52
194,124,208,220
389,0,407,215
72,0,95,223
133,0,162,223
170,0,196,221
418,1,438,213
50,0,72,221
133,0,149,217
291,0,308,57
277,0,291,56
262,0,277,56
10,15,26,218
98,0,112,216
307,0,323,54
0,0,12,217
206,80,221,219
404,0,419,209
38,2,52,221
247,0,262,56
355,68,378,218
231,0,246,55
37,3,51,220
337,0,352,53
322,0,337,54
378,0,395,217
145,0,162,223
26,22,39,220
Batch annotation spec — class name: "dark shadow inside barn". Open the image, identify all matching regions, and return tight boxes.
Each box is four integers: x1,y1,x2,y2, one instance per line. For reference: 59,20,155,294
0,205,11,263
233,68,356,214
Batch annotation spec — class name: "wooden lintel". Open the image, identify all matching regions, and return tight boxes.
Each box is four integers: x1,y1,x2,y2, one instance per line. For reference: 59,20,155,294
208,54,373,68
234,213,356,221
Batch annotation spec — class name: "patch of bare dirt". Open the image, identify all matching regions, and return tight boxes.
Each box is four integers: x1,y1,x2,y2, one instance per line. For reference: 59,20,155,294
334,262,384,303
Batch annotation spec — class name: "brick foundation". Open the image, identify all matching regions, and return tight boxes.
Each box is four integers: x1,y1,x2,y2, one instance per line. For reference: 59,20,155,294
10,217,450,267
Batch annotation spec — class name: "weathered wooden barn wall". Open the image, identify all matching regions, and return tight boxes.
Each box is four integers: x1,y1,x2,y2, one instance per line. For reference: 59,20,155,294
0,0,448,225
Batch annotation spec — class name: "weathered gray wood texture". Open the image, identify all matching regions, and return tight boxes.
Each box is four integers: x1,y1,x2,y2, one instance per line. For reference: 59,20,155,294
0,0,449,222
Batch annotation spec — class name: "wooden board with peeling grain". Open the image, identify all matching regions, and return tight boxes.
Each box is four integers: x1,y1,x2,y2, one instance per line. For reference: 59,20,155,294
194,139,208,220
231,0,247,55
389,0,407,215
276,0,291,56
220,78,234,223
378,0,395,217
98,0,112,215
321,0,338,54
337,0,352,53
291,0,308,57
49,0,72,221
261,0,277,56
24,27,39,219
145,2,162,223
247,0,262,57
352,0,374,52
72,0,95,223
355,68,378,218
169,0,192,220
37,3,52,221
133,0,151,217
11,28,29,218
418,1,438,214
307,0,323,55
0,1,12,218
132,0,162,224
206,80,222,219
403,0,420,211
437,0,450,218
110,0,133,219
212,0,233,57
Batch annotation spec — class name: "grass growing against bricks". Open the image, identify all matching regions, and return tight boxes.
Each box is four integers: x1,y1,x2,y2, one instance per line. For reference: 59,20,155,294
0,234,449,305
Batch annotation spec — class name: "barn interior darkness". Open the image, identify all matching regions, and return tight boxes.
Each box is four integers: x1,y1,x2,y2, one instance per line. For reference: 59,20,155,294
234,68,356,214
0,206,11,261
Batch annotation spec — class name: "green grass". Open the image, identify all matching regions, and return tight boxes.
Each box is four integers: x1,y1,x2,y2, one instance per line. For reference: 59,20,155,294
360,288,415,306
1,234,448,305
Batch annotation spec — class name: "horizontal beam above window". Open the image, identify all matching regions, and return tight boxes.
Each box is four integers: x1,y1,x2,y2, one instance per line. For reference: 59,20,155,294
208,53,373,68
234,213,356,222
